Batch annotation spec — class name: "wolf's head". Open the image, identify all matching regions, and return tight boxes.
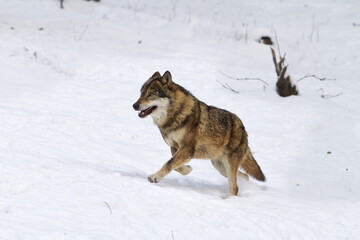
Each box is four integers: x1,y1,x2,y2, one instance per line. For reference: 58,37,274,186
133,71,173,120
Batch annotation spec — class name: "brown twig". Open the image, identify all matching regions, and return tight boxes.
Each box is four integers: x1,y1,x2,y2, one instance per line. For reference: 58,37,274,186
271,48,280,75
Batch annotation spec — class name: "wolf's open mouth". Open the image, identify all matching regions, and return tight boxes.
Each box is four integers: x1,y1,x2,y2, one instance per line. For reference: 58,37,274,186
138,106,157,118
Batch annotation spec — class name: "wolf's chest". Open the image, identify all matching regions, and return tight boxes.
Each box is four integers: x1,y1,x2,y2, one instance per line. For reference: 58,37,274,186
162,128,186,147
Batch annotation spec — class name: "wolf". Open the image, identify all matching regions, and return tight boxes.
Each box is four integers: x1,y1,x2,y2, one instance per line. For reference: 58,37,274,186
133,71,265,195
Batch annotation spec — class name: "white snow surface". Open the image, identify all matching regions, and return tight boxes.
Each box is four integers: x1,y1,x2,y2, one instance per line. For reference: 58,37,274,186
0,0,359,239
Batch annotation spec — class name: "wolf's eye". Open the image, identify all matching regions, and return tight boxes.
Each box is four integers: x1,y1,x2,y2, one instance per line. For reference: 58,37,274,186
148,91,158,97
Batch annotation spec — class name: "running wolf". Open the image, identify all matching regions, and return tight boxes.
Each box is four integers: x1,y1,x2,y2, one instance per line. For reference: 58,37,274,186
133,71,265,195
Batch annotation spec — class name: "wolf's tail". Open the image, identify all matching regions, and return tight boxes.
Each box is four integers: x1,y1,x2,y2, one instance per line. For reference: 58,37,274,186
240,148,266,181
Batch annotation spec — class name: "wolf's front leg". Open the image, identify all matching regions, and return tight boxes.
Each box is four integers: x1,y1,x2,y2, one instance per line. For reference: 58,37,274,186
175,165,192,175
170,147,193,176
148,147,194,183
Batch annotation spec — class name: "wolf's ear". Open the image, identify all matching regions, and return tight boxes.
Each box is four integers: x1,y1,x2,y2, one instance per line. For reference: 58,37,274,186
161,71,172,85
151,71,161,79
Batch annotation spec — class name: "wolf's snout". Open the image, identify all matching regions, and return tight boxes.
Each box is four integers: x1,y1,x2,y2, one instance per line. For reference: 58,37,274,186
133,102,140,111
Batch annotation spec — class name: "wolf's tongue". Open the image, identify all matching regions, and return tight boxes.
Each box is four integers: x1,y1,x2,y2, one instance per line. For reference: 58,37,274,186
139,110,146,117
138,108,151,118
138,106,157,118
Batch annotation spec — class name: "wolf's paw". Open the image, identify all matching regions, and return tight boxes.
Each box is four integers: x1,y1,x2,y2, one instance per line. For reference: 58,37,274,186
147,174,162,183
176,165,192,175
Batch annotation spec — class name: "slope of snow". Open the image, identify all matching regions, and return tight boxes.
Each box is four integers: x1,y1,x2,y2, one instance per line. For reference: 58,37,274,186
0,0,359,239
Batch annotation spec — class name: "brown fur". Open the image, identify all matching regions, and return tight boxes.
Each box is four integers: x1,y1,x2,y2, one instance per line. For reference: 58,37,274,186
133,71,265,195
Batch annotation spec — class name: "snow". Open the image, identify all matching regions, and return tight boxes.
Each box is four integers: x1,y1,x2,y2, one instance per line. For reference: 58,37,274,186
0,0,359,239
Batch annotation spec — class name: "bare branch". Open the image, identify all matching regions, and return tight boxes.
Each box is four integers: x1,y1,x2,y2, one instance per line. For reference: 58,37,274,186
321,92,342,99
316,88,342,99
322,92,342,99
103,201,113,215
317,88,324,94
296,74,336,82
274,31,281,57
78,24,89,41
216,80,239,93
60,0,64,9
219,71,269,86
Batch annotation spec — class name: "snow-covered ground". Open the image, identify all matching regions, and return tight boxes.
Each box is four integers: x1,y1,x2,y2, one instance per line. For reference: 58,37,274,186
0,0,359,239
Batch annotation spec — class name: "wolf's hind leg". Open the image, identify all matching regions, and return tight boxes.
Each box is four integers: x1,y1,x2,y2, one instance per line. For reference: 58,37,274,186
211,156,240,195
212,158,248,180
210,158,228,177
227,158,240,196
